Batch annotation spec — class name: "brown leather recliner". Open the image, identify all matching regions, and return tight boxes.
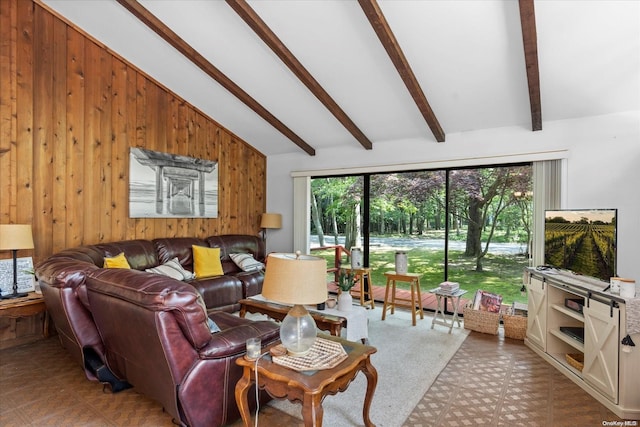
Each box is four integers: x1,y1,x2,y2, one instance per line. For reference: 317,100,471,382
35,248,106,382
35,235,266,385
85,268,280,427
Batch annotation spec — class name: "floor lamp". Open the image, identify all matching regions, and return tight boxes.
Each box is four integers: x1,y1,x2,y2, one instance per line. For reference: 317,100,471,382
0,224,34,299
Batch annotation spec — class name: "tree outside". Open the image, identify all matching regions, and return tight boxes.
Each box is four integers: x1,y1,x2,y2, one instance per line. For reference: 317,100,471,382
310,164,533,305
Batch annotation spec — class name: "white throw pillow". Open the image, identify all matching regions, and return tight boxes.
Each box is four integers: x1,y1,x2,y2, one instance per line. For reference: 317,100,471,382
230,253,265,272
207,318,221,333
146,257,195,281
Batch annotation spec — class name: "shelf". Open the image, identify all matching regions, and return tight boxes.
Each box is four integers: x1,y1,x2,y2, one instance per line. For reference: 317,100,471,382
549,352,583,378
550,303,584,322
549,328,584,352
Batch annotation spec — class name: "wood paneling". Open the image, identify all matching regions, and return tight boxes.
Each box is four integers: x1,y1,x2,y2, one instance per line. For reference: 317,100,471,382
0,0,266,264
0,0,14,225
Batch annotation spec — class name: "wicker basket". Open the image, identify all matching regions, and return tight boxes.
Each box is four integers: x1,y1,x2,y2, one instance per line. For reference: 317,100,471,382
463,305,500,335
503,312,527,340
565,353,584,372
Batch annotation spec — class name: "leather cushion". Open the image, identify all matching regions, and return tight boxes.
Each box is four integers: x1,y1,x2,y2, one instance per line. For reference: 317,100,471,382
86,268,212,350
96,240,159,270
153,237,207,271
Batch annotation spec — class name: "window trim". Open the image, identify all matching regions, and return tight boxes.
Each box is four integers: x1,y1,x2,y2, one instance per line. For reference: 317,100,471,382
291,149,567,178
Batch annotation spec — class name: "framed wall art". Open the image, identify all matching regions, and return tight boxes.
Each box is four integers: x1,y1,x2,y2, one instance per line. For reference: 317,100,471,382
129,148,218,218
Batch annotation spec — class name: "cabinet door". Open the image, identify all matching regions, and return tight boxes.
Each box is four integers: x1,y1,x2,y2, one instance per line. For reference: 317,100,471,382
583,299,619,403
527,276,547,350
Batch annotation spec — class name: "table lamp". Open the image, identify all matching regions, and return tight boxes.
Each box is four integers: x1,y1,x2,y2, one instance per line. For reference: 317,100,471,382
0,224,34,299
262,252,327,356
260,213,282,242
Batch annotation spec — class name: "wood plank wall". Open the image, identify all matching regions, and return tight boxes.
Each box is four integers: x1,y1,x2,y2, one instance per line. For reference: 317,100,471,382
0,0,266,264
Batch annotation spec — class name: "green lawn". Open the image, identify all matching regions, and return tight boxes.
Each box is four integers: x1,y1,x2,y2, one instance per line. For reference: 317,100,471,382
314,247,528,305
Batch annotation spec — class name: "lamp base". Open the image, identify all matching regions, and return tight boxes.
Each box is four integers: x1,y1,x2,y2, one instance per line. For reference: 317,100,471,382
286,346,312,357
1,290,28,300
280,304,318,357
3,251,29,300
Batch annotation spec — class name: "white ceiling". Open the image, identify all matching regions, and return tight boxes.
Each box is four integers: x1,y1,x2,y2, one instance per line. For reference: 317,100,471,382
40,0,640,157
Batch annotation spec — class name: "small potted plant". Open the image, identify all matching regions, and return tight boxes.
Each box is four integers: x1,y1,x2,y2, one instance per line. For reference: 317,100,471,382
23,268,40,294
337,269,357,311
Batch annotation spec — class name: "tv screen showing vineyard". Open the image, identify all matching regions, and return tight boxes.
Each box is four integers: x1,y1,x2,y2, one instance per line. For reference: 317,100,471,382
544,209,617,282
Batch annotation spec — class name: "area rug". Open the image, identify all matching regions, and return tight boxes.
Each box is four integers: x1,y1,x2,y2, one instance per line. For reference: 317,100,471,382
265,307,470,427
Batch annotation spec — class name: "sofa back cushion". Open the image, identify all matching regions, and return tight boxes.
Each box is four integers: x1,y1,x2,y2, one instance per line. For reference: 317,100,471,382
95,240,159,270
153,237,208,272
43,246,107,267
205,235,264,275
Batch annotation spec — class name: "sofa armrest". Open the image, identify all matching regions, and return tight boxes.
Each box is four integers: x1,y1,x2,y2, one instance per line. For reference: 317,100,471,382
35,257,99,289
234,270,264,298
199,321,279,359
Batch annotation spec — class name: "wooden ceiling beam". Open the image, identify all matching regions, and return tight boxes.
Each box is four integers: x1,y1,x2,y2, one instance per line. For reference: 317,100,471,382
519,0,542,131
226,0,373,150
358,0,445,143
115,0,316,155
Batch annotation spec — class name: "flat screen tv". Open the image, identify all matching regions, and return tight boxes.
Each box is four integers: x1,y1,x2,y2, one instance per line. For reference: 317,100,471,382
544,209,617,282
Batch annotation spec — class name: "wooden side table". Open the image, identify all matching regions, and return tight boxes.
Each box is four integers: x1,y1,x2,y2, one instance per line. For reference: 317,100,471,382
235,334,378,427
0,292,49,349
240,295,369,344
381,271,424,326
429,288,467,333
239,297,346,337
340,265,375,309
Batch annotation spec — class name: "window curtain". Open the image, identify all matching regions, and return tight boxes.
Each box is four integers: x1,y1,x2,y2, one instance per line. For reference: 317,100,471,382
531,159,565,267
292,176,311,254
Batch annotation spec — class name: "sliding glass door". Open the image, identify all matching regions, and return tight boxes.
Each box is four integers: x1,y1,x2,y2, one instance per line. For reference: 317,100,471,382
368,171,447,288
310,163,532,305
445,166,532,304
310,176,364,250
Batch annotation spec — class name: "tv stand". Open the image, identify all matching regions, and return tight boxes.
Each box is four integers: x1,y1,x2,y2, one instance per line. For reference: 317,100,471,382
524,267,640,420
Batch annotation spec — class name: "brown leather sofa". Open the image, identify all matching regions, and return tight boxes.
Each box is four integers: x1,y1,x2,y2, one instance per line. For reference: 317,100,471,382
35,234,276,426
85,268,279,427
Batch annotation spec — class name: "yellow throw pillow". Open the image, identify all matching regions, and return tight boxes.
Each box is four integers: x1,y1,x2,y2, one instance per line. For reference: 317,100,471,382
192,245,224,278
104,252,131,269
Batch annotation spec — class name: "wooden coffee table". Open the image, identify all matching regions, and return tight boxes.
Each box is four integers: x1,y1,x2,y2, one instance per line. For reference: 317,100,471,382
235,334,378,427
239,297,346,337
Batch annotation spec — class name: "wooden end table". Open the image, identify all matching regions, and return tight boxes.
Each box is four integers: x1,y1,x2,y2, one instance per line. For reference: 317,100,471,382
235,334,378,427
381,271,424,326
0,292,49,349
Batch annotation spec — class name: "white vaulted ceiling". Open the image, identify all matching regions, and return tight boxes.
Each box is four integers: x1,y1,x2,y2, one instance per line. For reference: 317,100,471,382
39,0,640,157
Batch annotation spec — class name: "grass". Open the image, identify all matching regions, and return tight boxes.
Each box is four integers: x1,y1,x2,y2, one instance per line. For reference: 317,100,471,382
314,247,529,305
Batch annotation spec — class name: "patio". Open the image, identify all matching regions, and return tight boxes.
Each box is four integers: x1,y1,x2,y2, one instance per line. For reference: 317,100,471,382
327,280,470,314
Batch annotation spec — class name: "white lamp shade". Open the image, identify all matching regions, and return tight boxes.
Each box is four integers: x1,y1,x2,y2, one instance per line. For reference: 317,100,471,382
260,213,282,229
0,224,34,250
262,253,327,305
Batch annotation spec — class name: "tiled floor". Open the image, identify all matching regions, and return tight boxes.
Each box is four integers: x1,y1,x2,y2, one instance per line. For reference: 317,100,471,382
0,322,632,426
404,332,628,427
